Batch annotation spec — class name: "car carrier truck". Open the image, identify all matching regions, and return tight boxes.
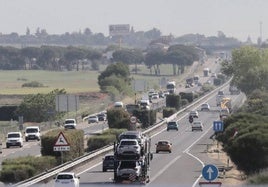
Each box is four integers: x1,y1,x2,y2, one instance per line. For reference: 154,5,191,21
113,131,152,184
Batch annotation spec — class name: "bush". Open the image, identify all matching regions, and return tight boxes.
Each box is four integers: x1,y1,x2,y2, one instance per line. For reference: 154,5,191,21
179,92,194,103
132,109,156,128
163,107,176,118
0,156,57,183
213,78,222,86
41,129,84,162
22,81,44,87
87,134,116,152
107,108,130,129
180,99,189,106
166,94,181,110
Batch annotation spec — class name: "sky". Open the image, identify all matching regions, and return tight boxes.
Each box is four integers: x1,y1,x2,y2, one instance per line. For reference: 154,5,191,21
0,0,267,42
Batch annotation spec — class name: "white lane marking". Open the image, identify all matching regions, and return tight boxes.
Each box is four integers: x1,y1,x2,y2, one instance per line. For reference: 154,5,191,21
150,154,182,182
77,162,102,176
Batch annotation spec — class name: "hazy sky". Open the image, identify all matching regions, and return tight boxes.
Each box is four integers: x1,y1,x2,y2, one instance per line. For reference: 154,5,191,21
0,0,267,42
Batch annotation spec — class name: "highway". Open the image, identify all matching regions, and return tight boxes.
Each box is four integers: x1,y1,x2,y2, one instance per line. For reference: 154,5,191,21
32,85,244,187
1,57,229,187
73,87,244,187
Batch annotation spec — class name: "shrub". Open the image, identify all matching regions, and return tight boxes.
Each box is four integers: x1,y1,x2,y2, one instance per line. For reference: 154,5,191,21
41,129,84,162
87,134,116,152
107,108,130,129
163,107,176,118
166,94,181,110
0,156,57,183
22,81,44,87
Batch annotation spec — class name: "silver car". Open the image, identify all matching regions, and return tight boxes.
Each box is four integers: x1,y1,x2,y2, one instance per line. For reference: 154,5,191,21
116,139,141,159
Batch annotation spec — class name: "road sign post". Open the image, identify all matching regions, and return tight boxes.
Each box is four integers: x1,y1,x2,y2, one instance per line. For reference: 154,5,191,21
213,121,224,132
53,132,70,164
199,181,222,187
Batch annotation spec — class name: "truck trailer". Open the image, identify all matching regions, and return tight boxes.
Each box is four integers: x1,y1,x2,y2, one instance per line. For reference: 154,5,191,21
113,132,152,184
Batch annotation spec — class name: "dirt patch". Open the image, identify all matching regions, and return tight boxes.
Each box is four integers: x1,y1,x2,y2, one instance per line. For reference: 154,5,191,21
207,142,247,185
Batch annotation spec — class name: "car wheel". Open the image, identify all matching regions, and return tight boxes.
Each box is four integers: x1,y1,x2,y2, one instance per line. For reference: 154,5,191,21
6,144,9,148
25,138,28,142
103,168,107,172
169,150,171,153
156,150,159,153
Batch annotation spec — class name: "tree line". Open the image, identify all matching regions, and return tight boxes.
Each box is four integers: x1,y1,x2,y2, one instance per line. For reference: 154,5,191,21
219,46,268,178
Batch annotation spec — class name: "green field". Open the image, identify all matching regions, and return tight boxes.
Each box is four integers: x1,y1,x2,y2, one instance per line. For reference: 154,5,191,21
0,64,189,95
0,70,100,95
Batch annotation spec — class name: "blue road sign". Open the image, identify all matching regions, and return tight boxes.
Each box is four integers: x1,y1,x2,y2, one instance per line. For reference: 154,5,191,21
213,121,224,132
202,164,219,181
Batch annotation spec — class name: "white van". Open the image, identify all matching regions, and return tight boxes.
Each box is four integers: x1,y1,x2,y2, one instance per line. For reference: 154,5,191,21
114,101,124,108
25,126,41,141
140,99,150,110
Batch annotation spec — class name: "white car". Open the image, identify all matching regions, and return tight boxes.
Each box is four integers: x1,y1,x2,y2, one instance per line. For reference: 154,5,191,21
200,103,210,111
151,93,159,100
64,119,77,129
64,119,76,127
191,121,204,131
116,161,142,181
24,126,41,142
54,172,80,187
6,132,23,148
88,115,99,124
116,139,141,159
189,110,199,118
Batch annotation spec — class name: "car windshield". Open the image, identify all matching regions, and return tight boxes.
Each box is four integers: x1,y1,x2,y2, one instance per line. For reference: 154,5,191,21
65,120,75,124
8,133,20,138
57,174,74,180
168,122,177,126
26,129,38,133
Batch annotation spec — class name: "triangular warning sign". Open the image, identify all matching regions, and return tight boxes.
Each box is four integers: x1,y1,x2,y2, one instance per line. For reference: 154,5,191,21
54,132,70,146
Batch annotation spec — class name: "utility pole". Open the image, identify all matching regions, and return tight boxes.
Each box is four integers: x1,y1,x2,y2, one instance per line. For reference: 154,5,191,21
259,21,263,46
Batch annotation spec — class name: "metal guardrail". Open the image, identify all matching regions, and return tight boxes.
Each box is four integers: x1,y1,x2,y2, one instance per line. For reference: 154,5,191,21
14,79,232,187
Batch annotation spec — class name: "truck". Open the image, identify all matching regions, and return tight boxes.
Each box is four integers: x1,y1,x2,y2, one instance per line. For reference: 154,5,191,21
229,85,241,95
193,75,199,84
203,68,210,77
185,78,194,87
113,131,152,184
220,97,232,113
166,81,176,94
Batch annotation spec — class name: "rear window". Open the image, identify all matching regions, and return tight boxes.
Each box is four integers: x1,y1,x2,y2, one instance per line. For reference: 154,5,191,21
105,156,114,160
158,141,169,145
119,161,136,169
57,174,73,180
120,140,137,145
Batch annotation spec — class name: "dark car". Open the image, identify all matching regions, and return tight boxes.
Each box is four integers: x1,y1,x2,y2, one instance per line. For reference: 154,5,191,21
167,121,179,131
97,113,106,121
102,154,115,172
